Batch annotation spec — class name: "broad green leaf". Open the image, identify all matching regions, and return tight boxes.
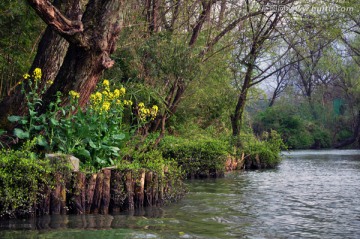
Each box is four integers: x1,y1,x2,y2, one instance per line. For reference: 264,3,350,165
14,128,29,139
113,133,126,140
75,148,91,160
7,115,21,122
36,136,48,147
89,140,97,149
108,146,120,153
34,125,43,131
29,109,37,116
95,157,106,165
50,118,59,126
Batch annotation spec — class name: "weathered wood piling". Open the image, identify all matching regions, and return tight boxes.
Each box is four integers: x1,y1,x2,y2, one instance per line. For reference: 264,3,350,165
34,168,184,217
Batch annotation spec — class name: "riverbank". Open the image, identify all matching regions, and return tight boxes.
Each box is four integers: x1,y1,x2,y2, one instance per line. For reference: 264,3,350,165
0,135,283,219
2,150,360,239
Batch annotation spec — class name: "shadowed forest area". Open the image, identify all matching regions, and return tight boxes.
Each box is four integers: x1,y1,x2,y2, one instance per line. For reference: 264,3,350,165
0,0,359,217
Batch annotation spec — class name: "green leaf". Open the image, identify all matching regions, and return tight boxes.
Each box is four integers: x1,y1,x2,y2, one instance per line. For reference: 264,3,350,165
113,133,126,140
50,118,59,126
89,140,97,149
7,115,22,122
108,146,120,153
33,125,43,131
95,157,106,165
74,148,91,160
29,109,37,116
36,136,48,147
14,128,29,139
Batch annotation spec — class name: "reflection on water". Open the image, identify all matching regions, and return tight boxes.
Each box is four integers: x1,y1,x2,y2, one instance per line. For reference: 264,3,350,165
1,150,360,238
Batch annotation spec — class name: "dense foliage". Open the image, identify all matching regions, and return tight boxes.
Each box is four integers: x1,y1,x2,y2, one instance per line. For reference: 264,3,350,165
0,141,71,217
160,136,230,177
0,1,359,209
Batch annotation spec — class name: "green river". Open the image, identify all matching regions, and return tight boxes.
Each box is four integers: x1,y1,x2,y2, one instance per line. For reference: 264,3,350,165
1,150,360,238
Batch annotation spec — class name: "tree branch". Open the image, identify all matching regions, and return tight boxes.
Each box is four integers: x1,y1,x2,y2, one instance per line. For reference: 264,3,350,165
27,0,83,36
200,10,264,56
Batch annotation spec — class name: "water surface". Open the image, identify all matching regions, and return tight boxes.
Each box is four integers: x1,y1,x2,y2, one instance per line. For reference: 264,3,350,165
1,150,360,238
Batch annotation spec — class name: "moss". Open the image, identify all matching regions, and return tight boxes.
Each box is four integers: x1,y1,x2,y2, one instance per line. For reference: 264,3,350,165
0,142,72,218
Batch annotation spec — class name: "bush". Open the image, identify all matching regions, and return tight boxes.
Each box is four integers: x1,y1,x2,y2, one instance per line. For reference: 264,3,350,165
0,143,53,217
159,136,230,177
253,106,333,149
242,130,286,169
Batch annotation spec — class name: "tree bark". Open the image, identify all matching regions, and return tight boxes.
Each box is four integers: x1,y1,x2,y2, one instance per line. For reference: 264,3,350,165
39,0,123,111
231,62,254,137
0,0,82,130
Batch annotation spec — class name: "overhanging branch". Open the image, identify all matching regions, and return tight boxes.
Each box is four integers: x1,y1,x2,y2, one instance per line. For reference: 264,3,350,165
27,0,84,38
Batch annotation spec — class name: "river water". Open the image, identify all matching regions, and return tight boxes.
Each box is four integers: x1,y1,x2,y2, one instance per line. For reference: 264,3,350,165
1,150,360,238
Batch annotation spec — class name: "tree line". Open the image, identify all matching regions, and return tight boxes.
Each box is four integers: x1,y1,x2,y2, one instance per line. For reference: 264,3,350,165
0,0,359,149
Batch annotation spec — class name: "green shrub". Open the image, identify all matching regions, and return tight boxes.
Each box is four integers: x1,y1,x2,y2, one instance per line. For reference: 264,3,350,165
311,127,332,149
253,105,333,149
0,143,52,217
242,130,286,168
159,136,229,177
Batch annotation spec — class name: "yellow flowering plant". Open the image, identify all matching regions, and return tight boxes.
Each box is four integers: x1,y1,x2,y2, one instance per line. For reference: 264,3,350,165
8,68,60,144
8,72,159,170
56,79,150,169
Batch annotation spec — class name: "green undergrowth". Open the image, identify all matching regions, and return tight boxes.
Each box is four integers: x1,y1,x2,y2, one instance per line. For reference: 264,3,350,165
241,130,287,169
159,135,230,177
0,141,71,218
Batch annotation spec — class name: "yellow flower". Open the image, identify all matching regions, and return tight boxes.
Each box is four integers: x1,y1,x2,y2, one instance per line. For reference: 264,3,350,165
102,101,111,111
108,92,115,100
138,102,145,108
17,81,22,85
114,89,120,98
151,105,158,119
33,68,42,81
152,105,158,112
124,100,133,106
23,73,30,80
102,90,109,96
102,79,110,88
46,80,54,85
95,92,102,99
120,87,126,95
90,92,103,106
69,90,80,99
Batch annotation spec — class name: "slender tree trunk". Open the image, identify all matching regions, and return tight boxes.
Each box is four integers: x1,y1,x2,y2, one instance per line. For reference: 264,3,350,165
268,92,277,107
231,63,254,137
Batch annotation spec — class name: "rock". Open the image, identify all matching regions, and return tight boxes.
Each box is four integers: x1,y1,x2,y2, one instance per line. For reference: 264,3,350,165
46,153,80,172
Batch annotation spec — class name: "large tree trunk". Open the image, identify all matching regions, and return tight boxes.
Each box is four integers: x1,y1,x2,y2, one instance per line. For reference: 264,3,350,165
39,0,123,110
0,0,82,130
